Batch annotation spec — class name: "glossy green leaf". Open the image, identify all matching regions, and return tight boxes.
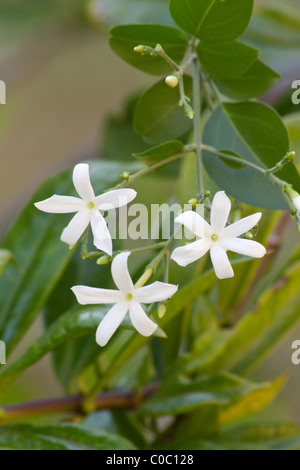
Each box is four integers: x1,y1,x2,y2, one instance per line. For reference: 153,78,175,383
0,305,165,394
0,423,135,450
0,161,139,354
0,249,17,276
139,373,273,417
197,41,258,80
43,251,112,391
216,60,280,99
218,263,300,375
134,75,193,144
203,102,300,209
110,24,188,76
169,0,254,44
134,140,184,166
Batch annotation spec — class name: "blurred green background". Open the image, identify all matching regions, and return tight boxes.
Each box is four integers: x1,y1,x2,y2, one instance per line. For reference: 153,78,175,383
1,0,300,421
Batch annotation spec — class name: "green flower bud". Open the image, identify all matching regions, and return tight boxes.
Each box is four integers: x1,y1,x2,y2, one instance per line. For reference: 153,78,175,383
165,75,179,88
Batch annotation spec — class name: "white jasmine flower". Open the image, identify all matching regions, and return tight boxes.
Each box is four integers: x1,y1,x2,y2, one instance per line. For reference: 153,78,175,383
293,195,300,212
35,163,136,255
171,191,266,279
72,252,178,346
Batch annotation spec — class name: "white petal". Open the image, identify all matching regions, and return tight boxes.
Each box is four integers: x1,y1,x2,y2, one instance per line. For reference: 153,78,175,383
129,302,158,337
111,252,134,293
293,196,300,212
95,189,137,211
60,210,90,246
135,281,178,303
71,285,123,304
221,238,266,258
210,191,231,234
90,210,113,255
73,163,95,201
35,195,84,214
175,211,212,238
210,245,234,279
171,239,211,267
96,303,128,347
223,213,262,238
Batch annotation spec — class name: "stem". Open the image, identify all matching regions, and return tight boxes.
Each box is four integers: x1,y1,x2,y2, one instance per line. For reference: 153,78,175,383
192,58,204,198
109,149,188,191
0,384,159,425
83,242,168,261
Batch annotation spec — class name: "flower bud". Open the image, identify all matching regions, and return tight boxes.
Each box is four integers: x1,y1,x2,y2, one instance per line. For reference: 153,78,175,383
286,151,296,162
97,255,111,265
285,185,300,212
188,198,199,208
158,303,167,318
186,108,194,120
121,170,130,181
165,75,179,88
134,45,146,54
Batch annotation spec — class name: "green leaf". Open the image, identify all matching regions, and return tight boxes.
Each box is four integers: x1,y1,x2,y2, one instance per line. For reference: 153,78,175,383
43,251,112,391
0,305,165,394
197,41,258,80
101,93,150,162
134,75,193,144
203,102,300,209
169,0,254,44
110,24,188,76
139,373,274,417
219,376,286,425
218,263,300,375
219,421,300,445
134,140,184,166
0,249,17,276
216,60,280,99
0,161,139,354
0,423,136,450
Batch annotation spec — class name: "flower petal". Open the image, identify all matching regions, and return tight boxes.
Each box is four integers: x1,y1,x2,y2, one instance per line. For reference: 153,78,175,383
111,251,134,293
34,195,84,213
129,301,157,337
210,245,234,279
210,191,231,234
135,281,178,303
96,303,128,347
221,237,266,258
90,210,113,255
174,211,212,238
95,189,137,211
71,285,124,304
223,213,262,238
73,163,95,201
60,210,90,246
171,239,211,267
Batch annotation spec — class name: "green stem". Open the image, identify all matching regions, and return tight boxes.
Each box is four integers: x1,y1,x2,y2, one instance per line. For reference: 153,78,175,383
192,58,204,198
109,149,188,191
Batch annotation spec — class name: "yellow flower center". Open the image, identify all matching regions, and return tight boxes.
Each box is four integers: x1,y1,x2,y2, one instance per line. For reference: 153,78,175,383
88,201,95,209
211,234,219,242
126,293,133,301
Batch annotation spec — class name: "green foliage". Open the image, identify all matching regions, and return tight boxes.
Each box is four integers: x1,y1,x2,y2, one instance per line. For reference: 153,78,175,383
0,423,136,450
203,102,300,209
110,24,188,76
134,76,193,144
134,141,184,166
169,0,254,44
197,41,259,80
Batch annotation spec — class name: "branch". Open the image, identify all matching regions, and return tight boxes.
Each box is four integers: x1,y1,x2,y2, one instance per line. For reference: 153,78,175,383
0,383,159,425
